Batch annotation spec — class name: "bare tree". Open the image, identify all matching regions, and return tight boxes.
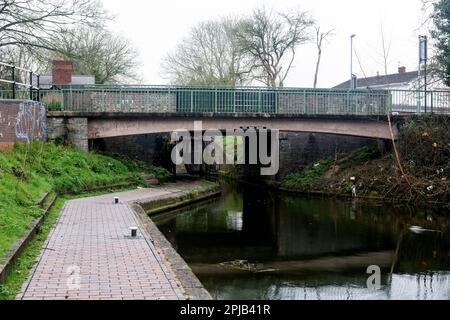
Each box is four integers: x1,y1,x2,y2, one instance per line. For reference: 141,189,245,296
0,45,40,88
234,7,314,87
313,27,334,88
47,26,140,84
419,0,439,29
0,0,107,51
162,19,252,85
380,25,392,87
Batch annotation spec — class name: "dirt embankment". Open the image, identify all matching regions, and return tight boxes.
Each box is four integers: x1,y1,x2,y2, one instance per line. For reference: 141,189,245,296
281,115,450,206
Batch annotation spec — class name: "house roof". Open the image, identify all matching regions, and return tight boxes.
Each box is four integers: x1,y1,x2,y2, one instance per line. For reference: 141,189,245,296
333,70,419,89
35,74,95,89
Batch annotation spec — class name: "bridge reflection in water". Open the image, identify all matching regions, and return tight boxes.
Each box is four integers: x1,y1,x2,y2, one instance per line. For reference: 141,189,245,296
153,183,450,300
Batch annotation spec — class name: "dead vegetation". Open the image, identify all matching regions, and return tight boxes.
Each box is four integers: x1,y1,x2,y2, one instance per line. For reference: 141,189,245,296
282,115,450,205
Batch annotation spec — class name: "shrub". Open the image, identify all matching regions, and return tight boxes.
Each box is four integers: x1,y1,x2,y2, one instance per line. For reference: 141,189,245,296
339,145,381,170
399,115,450,174
282,159,333,191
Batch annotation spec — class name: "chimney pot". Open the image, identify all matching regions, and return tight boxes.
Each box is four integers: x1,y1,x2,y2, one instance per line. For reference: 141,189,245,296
52,60,73,85
398,66,406,74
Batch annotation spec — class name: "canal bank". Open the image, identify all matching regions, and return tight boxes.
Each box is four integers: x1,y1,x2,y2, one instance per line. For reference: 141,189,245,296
277,115,449,206
16,180,219,300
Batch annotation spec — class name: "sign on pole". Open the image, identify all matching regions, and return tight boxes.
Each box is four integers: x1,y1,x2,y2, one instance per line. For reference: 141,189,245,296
419,36,428,64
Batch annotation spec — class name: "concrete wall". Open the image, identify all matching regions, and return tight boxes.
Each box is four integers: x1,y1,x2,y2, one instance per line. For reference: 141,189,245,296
0,99,46,150
91,133,173,170
89,130,378,181
277,132,377,179
47,116,88,151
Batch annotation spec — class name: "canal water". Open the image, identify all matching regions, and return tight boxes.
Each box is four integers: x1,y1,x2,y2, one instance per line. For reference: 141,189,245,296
153,184,450,300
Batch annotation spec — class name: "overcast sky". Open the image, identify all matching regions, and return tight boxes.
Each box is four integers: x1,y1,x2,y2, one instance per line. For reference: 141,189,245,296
105,0,428,87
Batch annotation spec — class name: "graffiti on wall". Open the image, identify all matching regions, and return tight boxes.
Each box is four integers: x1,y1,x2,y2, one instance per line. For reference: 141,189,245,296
15,101,47,143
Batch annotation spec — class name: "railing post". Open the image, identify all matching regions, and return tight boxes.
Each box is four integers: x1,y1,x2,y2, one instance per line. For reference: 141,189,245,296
416,89,421,114
356,92,359,114
120,87,123,112
388,91,393,115
70,85,74,111
315,91,318,114
60,89,65,111
431,91,434,114
11,65,16,99
275,89,278,114
214,88,217,113
233,90,236,113
29,71,33,100
258,89,262,113
346,91,350,114
168,86,171,112
37,75,40,102
190,89,194,113
303,90,307,114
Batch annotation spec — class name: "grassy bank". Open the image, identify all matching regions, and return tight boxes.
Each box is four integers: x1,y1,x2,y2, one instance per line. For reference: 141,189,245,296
0,142,171,260
281,115,450,205
0,197,64,300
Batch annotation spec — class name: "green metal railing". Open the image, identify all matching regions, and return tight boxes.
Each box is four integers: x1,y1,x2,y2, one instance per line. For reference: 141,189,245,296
2,85,449,115
390,89,450,114
38,86,392,115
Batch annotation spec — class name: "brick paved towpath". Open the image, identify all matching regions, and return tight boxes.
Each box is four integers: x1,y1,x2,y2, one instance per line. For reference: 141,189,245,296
18,182,211,300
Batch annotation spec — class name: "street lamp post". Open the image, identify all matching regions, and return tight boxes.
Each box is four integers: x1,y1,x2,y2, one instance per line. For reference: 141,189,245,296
350,34,356,89
419,35,428,112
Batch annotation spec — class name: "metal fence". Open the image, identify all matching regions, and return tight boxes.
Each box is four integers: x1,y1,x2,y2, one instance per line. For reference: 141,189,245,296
0,62,40,100
37,86,392,115
1,82,449,115
390,89,450,114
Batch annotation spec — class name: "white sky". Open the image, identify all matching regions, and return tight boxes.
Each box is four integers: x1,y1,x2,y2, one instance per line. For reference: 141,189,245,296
105,0,428,87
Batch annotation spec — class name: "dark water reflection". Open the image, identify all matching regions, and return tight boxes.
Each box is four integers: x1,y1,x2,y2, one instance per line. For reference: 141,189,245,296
153,184,450,300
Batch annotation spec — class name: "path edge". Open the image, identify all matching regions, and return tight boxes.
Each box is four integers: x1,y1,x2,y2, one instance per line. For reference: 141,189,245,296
131,202,213,300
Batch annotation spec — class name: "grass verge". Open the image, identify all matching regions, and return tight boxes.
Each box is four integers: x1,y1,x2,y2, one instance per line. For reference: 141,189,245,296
0,142,172,281
0,142,172,259
0,197,63,300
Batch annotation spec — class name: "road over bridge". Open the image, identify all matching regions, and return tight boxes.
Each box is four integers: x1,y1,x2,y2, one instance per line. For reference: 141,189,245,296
40,85,450,150
1,85,448,152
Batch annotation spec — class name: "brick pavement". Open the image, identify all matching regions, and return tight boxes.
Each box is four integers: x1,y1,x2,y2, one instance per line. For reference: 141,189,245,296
17,184,201,300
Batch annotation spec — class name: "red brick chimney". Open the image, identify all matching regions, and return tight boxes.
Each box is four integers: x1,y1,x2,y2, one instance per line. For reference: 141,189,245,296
52,60,73,84
398,66,406,74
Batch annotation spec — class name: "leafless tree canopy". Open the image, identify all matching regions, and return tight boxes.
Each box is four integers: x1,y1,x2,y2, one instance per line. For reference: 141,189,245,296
0,1,140,84
313,26,334,88
163,7,314,87
162,19,252,85
234,7,314,87
0,0,106,51
48,27,140,84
